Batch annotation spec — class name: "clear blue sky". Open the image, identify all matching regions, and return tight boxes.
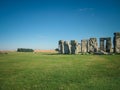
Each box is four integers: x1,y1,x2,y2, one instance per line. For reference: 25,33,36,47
0,0,120,50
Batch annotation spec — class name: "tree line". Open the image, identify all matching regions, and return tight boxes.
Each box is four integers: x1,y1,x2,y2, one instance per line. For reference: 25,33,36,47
17,48,34,52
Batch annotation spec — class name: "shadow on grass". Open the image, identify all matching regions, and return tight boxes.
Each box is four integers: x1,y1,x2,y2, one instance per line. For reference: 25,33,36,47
43,53,81,55
43,53,61,55
42,52,118,56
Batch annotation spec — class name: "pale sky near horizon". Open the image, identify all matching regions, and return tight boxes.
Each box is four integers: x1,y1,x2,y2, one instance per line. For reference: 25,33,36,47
0,0,120,50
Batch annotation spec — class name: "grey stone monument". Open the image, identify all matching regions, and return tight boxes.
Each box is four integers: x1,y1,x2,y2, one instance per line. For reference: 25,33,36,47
100,37,112,53
100,38,104,51
58,40,64,54
114,32,120,53
89,38,98,53
77,43,81,53
64,41,71,54
106,37,112,52
81,40,89,53
71,40,78,54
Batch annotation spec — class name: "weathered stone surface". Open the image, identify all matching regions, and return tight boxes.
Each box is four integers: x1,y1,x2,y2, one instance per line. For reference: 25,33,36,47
89,38,98,53
114,32,120,53
81,40,89,53
64,41,71,54
71,40,78,54
58,40,64,54
100,37,112,53
106,37,112,52
100,38,104,51
95,50,108,55
77,43,81,53
58,32,120,54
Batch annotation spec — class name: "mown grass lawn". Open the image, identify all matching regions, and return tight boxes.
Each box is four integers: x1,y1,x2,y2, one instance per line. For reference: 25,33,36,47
0,52,120,90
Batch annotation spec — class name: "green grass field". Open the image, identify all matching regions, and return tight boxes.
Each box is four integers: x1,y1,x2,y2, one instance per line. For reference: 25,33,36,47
0,52,120,90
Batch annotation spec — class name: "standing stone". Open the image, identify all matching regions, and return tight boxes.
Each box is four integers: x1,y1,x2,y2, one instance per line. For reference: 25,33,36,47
64,41,71,54
89,38,98,53
71,40,78,54
100,38,104,51
114,32,120,53
77,43,81,53
106,37,112,52
81,40,89,53
58,40,64,54
100,37,112,53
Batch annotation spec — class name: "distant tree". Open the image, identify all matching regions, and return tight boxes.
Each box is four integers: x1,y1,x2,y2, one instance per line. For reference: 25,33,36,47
17,48,34,52
55,48,59,52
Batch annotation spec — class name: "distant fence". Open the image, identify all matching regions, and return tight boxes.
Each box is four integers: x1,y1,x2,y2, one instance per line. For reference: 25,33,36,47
17,48,34,52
